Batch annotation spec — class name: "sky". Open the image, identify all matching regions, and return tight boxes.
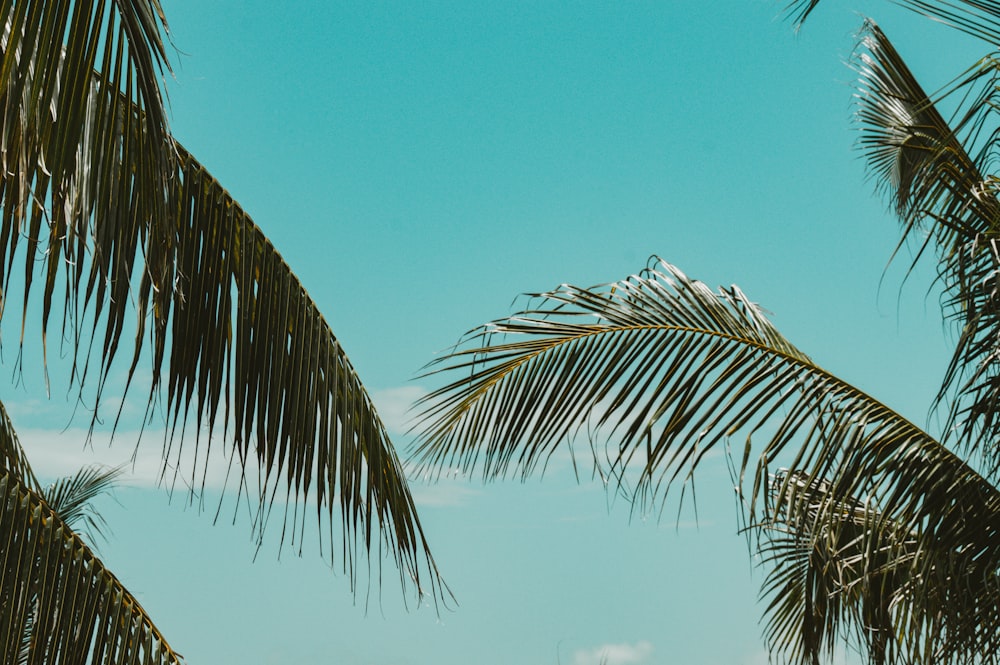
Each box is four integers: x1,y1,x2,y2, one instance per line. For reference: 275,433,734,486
1,1,989,664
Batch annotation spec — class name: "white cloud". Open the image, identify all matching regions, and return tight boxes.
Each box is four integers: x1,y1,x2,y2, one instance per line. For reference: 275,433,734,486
371,385,429,436
573,641,653,665
15,425,232,491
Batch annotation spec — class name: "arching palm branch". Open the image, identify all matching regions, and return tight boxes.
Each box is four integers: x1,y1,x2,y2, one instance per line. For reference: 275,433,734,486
412,260,1000,664
0,0,445,656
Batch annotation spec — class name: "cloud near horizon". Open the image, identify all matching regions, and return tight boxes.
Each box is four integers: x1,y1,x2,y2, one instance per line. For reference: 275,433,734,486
573,641,653,665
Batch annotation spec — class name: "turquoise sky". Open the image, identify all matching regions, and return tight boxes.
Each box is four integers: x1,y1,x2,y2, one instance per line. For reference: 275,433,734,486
2,1,987,664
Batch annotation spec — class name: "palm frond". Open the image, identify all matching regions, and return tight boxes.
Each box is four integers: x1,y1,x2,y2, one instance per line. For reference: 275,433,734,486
897,1,1000,45
413,258,1000,663
155,145,444,600
849,23,1000,466
0,3,444,599
41,464,123,545
0,469,183,665
0,401,36,490
760,470,1000,665
784,0,1000,44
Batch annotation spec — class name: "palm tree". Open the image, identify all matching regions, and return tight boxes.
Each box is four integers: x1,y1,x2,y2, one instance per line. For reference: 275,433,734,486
411,2,1000,663
0,1,444,662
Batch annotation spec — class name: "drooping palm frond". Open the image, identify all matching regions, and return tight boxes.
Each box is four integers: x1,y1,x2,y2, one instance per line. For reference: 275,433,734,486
786,0,1000,475
0,469,183,665
413,258,1000,663
848,23,1000,466
157,145,444,600
0,1,444,600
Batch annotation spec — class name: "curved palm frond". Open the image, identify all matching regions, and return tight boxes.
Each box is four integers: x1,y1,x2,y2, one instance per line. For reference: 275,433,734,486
892,1,1000,45
413,258,1000,663
787,0,1000,474
0,401,36,491
0,2,444,600
157,145,444,600
0,469,183,665
786,0,1000,44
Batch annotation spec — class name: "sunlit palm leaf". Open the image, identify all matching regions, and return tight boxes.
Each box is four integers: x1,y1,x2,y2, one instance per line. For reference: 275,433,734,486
413,258,1000,663
788,0,1000,474
0,2,442,598
0,470,183,665
848,23,1000,465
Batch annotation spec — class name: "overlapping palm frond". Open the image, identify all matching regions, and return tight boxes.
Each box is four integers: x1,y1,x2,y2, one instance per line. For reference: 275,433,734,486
789,0,1000,477
0,401,180,665
413,258,1000,664
849,22,1000,466
760,470,1000,665
0,0,443,600
0,469,183,665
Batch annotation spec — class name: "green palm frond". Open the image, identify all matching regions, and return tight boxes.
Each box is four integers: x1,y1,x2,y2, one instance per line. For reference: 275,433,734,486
0,401,36,491
41,464,123,545
159,145,443,599
785,0,1000,44
849,23,1000,464
413,258,1000,663
760,470,1000,665
0,470,183,665
0,2,443,599
896,1,1000,45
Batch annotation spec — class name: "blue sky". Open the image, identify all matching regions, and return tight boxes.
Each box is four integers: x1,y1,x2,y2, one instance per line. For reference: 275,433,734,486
2,1,987,663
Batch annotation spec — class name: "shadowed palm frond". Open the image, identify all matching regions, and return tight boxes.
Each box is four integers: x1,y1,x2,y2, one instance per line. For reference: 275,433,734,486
413,258,1000,663
0,401,36,491
0,2,444,600
0,470,183,665
760,470,1000,665
40,464,123,546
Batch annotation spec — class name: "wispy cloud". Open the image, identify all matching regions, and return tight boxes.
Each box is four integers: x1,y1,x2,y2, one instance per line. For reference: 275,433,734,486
573,641,653,665
15,425,232,492
371,385,428,436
